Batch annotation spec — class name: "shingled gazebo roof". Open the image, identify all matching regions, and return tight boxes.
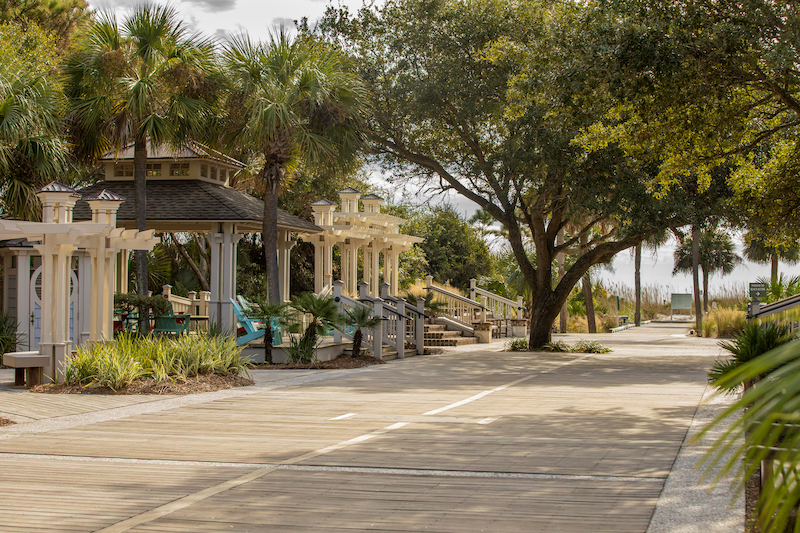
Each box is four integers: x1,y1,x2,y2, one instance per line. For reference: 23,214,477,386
72,180,322,234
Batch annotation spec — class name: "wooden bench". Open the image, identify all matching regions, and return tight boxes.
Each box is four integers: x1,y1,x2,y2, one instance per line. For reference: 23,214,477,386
3,352,49,387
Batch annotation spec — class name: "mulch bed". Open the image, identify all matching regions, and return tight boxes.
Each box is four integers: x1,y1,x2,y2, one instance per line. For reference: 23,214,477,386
252,354,387,370
0,417,14,427
30,374,254,395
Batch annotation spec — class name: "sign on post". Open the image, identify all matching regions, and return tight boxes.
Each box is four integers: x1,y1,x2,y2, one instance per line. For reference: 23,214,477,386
670,293,693,321
749,282,768,300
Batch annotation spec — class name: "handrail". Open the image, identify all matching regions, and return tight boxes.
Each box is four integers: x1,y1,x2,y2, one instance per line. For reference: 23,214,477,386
472,287,518,309
377,291,426,317
750,293,800,319
427,286,486,309
469,279,525,320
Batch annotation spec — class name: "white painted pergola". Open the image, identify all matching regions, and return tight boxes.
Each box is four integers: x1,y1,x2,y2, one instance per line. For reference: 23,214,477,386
303,189,423,297
1,183,157,381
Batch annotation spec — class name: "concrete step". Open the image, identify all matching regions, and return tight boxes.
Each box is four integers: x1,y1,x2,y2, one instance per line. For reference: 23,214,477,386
424,330,464,339
424,324,446,332
424,337,478,347
382,348,423,361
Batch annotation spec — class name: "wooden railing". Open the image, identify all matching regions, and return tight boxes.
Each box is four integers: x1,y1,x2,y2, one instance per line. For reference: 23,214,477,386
469,278,525,320
422,275,486,327
332,281,426,359
749,294,800,333
162,285,210,316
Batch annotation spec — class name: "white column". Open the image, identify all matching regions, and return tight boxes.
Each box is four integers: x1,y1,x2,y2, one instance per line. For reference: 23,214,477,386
314,242,323,294
116,249,129,293
363,245,371,296
392,248,401,296
16,253,31,351
341,243,349,293
371,244,380,297
277,231,296,302
349,243,358,296
206,230,224,328
323,242,333,290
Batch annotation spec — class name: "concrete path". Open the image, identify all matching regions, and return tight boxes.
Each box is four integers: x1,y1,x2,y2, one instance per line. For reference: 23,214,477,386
0,322,742,532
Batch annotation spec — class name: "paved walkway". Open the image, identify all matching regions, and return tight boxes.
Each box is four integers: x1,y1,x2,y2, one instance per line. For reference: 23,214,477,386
0,323,742,532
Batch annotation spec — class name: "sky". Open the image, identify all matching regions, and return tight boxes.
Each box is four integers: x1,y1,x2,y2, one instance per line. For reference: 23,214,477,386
88,0,363,40
87,0,794,297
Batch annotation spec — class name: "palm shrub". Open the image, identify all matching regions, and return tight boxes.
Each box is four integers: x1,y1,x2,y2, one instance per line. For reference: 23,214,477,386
0,312,22,355
248,298,290,364
290,292,343,362
699,341,800,533
709,322,794,392
342,304,382,357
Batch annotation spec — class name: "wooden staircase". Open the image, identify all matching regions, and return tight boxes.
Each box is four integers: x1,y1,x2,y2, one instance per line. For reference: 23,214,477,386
424,323,478,347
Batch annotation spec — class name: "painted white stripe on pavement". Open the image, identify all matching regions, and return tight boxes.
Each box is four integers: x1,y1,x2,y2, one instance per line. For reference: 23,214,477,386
329,413,357,420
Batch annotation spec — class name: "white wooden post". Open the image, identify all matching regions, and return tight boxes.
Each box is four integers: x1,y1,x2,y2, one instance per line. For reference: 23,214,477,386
372,299,382,359
395,298,406,359
470,278,477,300
332,280,343,343
480,295,488,323
425,275,433,289
380,282,390,300
371,245,380,296
517,296,525,319
416,297,425,355
358,281,369,300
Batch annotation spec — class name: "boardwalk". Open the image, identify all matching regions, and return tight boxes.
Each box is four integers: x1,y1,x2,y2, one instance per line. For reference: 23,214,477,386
0,323,741,532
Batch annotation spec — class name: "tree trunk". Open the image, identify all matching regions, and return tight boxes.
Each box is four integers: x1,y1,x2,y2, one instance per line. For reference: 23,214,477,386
702,266,709,314
352,329,363,358
557,229,567,333
133,138,149,296
263,168,281,303
529,300,559,349
634,242,642,326
771,253,778,283
580,232,596,333
264,325,273,365
133,138,149,335
692,225,702,336
173,234,211,291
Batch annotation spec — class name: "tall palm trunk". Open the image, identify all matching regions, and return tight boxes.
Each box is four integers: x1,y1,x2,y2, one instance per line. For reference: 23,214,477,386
692,225,702,336
133,138,149,296
771,253,778,283
262,166,281,303
557,229,566,333
634,242,642,326
133,138,149,334
702,265,710,314
581,233,596,332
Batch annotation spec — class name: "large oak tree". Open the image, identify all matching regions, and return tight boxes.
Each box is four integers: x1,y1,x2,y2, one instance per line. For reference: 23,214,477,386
319,0,689,347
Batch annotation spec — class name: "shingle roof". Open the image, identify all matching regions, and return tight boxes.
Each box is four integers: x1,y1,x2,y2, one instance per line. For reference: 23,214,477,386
100,141,245,168
72,180,322,233
83,189,125,202
310,199,337,206
337,187,361,194
37,182,79,194
361,194,383,200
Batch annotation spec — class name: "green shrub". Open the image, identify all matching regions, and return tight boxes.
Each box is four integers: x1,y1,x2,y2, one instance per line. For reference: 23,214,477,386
504,338,530,351
64,333,249,389
0,311,22,354
539,340,570,352
572,340,611,353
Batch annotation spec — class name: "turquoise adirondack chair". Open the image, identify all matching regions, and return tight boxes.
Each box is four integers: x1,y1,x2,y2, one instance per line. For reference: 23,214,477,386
230,298,282,346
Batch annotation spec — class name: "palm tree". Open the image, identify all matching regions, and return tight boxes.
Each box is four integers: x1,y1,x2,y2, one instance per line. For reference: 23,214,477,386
743,232,800,284
0,50,68,220
248,297,289,364
65,4,216,298
673,228,742,316
222,31,367,303
290,292,342,353
342,304,382,357
633,230,672,326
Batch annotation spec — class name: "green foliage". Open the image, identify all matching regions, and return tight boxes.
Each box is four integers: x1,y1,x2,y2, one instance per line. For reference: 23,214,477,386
757,274,800,304
504,338,530,352
64,333,249,390
114,293,172,318
572,340,611,354
290,292,343,360
698,341,800,533
401,205,494,289
342,304,382,357
710,322,794,393
539,341,571,352
0,0,89,43
0,311,22,354
247,297,290,364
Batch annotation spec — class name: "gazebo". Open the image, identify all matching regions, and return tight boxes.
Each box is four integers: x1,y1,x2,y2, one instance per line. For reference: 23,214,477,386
303,189,423,297
71,142,322,332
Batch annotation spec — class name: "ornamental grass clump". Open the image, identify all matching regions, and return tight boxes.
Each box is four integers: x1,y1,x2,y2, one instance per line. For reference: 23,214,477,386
64,333,249,390
572,340,612,353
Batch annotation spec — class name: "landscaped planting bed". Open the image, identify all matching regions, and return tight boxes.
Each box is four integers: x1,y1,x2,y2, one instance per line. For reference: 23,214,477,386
33,334,253,394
